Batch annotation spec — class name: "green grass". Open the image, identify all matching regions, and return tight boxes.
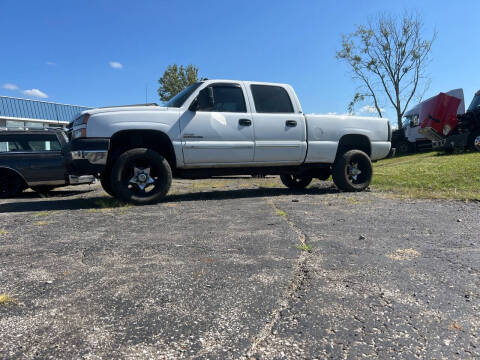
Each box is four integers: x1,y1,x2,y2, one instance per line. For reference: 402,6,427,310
274,208,287,218
296,243,313,252
372,151,480,200
0,294,16,305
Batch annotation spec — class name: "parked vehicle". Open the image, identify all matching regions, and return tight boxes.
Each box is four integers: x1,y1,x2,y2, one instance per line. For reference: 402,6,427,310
392,89,465,155
68,80,392,204
0,130,94,198
418,89,480,153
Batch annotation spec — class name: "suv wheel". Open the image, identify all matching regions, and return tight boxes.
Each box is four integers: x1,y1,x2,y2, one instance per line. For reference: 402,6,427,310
110,148,172,205
0,171,24,198
469,130,480,152
280,174,312,189
332,150,372,192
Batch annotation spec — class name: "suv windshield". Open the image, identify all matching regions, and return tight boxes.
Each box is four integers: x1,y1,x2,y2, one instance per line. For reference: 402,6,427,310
467,94,480,112
164,82,203,108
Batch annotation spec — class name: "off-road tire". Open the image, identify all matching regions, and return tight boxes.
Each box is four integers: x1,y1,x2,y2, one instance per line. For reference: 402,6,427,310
332,149,372,192
0,171,24,198
280,174,313,189
100,172,115,197
110,148,172,205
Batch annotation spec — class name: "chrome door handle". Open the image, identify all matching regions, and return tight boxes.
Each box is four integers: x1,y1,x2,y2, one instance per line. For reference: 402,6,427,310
239,119,252,126
286,120,297,127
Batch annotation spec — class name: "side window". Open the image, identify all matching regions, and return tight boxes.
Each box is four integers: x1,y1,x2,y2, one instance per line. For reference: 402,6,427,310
198,85,247,113
0,134,62,152
27,135,62,151
0,139,24,152
250,85,294,113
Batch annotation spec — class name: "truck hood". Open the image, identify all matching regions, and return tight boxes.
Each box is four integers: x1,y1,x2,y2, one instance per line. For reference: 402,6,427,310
82,105,170,116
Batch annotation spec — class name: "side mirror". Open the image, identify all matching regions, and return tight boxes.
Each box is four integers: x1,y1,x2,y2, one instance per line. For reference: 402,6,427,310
192,87,215,111
188,97,199,112
206,87,215,107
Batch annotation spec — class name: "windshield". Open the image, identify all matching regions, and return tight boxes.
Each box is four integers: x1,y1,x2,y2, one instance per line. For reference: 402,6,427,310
467,94,480,112
164,82,203,108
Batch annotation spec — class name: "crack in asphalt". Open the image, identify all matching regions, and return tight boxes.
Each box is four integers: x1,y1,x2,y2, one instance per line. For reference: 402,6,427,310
245,200,313,358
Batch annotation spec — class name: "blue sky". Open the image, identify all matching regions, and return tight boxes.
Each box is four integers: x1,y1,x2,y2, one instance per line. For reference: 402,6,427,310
1,0,479,124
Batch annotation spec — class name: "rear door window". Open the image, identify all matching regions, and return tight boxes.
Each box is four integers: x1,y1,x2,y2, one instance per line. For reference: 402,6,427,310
250,85,294,113
0,134,61,152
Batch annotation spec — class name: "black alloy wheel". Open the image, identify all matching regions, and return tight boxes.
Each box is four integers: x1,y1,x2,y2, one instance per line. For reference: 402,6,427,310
110,148,172,205
332,150,373,192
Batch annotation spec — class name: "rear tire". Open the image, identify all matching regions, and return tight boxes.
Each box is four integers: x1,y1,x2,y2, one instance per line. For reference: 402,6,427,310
396,141,410,155
110,148,172,205
280,174,312,189
332,150,372,192
468,130,480,152
0,171,24,198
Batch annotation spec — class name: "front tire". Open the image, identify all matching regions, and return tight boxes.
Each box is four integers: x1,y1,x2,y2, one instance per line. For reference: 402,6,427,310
110,148,172,205
100,173,115,197
280,174,312,189
0,171,24,198
332,150,372,192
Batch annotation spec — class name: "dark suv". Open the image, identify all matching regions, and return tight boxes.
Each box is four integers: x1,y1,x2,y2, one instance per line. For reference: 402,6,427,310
0,130,94,198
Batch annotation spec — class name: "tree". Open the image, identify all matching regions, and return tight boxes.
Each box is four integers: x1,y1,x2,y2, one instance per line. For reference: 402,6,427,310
157,64,199,102
336,13,436,129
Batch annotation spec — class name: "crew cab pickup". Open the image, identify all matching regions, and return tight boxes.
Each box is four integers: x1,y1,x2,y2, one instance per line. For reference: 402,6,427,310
68,80,391,204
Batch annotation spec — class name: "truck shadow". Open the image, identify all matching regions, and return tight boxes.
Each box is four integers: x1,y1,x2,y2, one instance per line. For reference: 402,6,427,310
0,185,340,213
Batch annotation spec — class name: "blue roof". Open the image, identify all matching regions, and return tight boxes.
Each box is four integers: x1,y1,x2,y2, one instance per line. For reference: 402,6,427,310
0,96,90,123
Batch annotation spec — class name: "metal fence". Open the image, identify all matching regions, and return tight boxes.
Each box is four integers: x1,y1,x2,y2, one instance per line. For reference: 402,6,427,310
0,96,90,123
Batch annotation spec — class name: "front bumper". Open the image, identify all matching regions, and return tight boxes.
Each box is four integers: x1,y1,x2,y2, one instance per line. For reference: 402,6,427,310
70,150,108,165
67,138,109,176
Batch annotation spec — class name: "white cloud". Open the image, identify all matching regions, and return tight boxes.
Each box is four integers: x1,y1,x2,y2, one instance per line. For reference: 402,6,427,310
46,61,56,66
109,61,123,69
360,105,384,114
22,89,49,99
2,83,19,91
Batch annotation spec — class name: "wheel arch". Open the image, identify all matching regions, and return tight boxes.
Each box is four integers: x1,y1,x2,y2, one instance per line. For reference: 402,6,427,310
108,129,177,171
335,134,372,158
0,166,28,187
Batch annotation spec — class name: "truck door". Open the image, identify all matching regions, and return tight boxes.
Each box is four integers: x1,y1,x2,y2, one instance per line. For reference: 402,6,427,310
248,84,306,164
180,82,254,165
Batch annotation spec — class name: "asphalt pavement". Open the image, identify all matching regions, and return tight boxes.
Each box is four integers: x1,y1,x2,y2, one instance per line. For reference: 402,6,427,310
0,178,478,359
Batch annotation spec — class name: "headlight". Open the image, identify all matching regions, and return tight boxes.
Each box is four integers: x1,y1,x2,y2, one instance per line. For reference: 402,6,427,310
73,114,90,127
72,128,86,139
443,124,451,136
72,114,90,139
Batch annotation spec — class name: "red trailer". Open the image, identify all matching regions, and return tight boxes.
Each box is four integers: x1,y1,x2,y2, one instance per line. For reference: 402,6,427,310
418,90,480,152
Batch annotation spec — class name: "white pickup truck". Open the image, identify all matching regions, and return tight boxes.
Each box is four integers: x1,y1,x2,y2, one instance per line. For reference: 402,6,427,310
68,80,391,204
